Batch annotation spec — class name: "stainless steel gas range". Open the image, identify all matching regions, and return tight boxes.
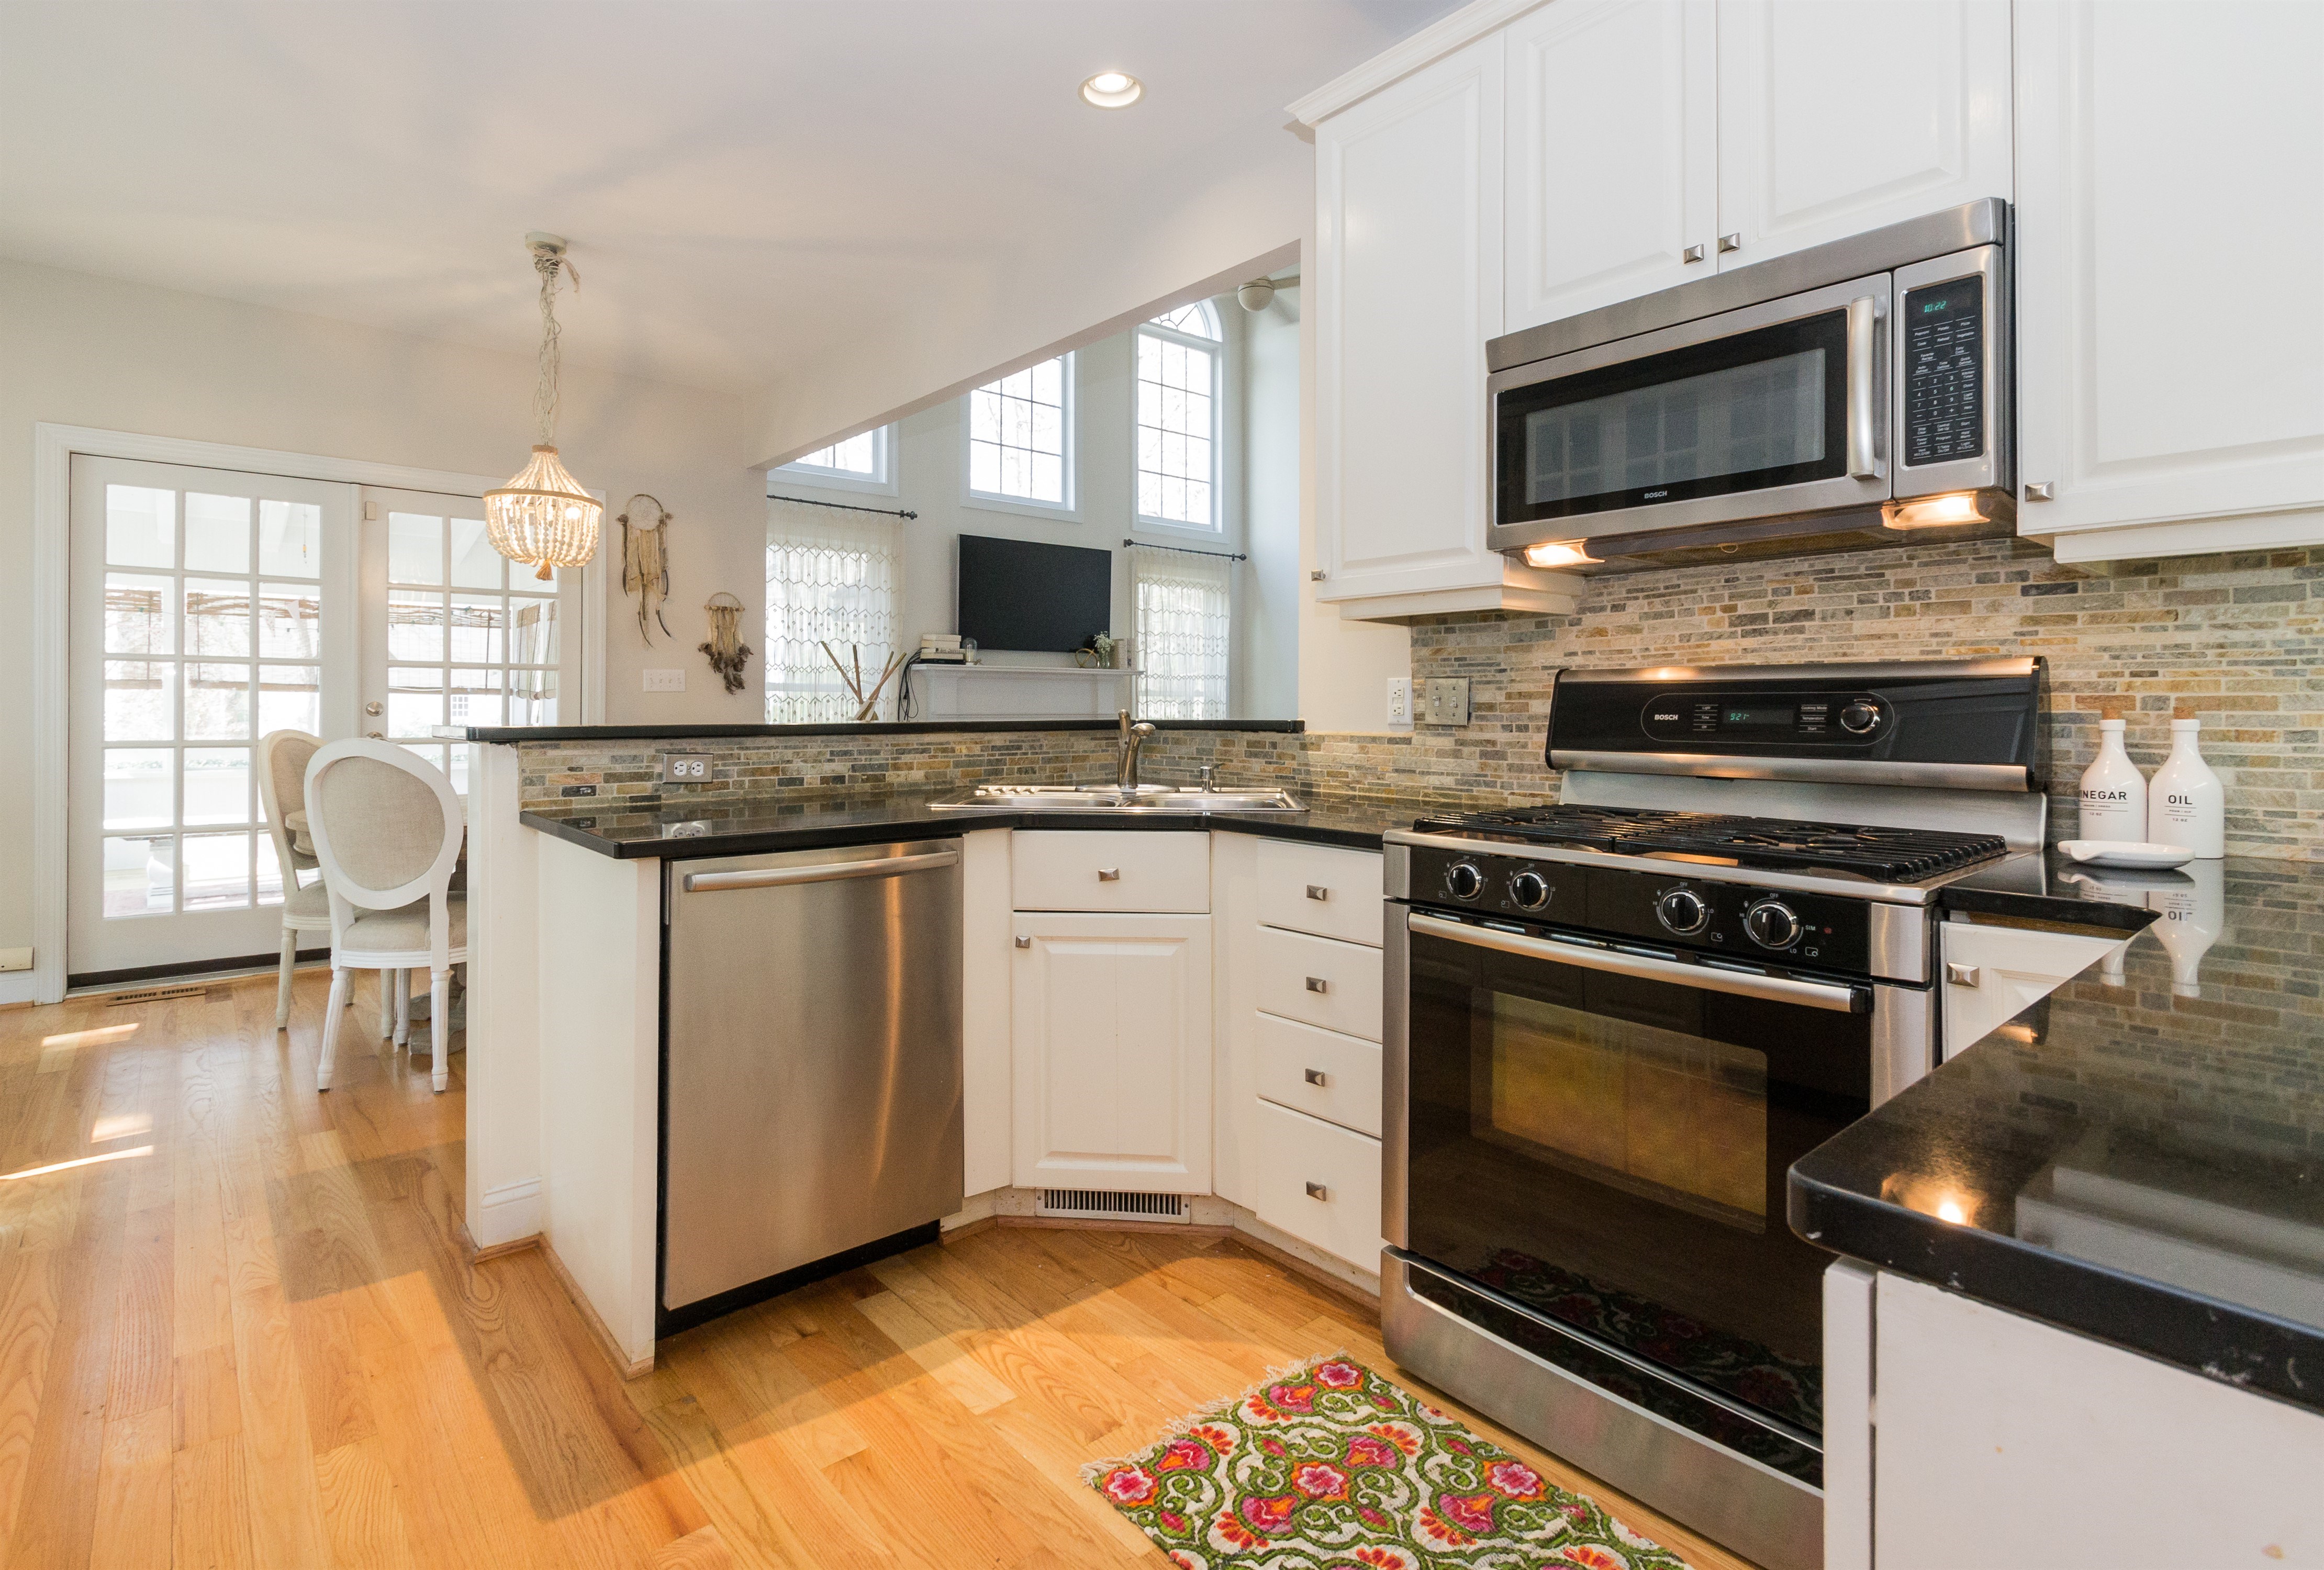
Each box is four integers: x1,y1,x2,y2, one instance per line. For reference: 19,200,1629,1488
1380,658,2047,1570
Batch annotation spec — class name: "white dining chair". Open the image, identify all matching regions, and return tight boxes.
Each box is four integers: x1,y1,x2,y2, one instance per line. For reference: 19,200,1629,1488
304,739,467,1093
255,728,336,1030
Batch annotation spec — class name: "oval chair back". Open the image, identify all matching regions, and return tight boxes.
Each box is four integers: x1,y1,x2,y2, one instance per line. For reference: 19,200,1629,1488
255,729,328,1030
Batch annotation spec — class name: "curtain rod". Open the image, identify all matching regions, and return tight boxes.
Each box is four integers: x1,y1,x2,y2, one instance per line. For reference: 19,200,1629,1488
1124,537,1246,562
769,494,919,520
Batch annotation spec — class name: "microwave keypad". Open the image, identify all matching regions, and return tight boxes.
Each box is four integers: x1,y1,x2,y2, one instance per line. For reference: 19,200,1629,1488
1903,275,1985,465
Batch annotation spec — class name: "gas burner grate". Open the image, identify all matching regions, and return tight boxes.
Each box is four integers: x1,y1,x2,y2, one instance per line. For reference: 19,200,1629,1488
1413,805,2009,881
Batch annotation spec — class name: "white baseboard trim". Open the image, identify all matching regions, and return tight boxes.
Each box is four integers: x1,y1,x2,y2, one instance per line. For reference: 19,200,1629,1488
0,973,37,1007
474,1178,543,1249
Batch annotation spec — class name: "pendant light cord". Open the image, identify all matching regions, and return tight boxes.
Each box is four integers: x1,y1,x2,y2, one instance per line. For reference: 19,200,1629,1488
532,250,572,446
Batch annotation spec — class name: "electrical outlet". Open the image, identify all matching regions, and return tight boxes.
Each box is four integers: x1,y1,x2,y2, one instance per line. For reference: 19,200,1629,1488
1422,678,1472,726
1386,677,1412,729
662,753,713,783
560,783,597,798
0,947,30,973
642,668,685,693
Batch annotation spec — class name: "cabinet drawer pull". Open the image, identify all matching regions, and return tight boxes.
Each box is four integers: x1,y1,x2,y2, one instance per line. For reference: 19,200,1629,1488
1304,976,1328,993
2025,481,2055,502
1097,868,1121,882
1682,242,1706,264
1718,232,1741,253
1015,935,1032,949
1946,961,1980,986
1304,1181,1330,1201
1305,884,1330,902
1303,1068,1328,1087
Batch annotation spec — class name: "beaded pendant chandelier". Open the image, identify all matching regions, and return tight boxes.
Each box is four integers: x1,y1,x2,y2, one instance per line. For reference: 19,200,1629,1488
485,234,602,580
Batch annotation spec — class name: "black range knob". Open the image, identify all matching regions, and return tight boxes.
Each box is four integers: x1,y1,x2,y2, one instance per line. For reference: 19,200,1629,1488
1744,899,1804,949
1655,887,1709,936
1509,870,1550,911
1445,862,1485,900
1839,700,1880,734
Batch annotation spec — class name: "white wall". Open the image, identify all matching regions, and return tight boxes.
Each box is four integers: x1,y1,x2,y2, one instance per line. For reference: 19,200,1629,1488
0,257,768,958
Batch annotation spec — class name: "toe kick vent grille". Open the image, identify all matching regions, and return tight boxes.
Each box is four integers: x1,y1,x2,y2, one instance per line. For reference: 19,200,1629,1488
1038,1189,1186,1222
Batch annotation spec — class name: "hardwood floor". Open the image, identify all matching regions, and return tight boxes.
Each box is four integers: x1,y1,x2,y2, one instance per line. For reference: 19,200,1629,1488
0,970,1757,1569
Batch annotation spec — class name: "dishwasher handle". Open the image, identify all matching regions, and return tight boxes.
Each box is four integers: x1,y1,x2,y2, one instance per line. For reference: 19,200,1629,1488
682,847,959,894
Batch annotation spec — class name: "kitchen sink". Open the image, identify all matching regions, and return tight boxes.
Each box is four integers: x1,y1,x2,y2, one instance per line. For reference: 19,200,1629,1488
929,783,1304,813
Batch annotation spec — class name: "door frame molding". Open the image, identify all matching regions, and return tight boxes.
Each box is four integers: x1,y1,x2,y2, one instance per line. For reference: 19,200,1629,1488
30,422,607,1004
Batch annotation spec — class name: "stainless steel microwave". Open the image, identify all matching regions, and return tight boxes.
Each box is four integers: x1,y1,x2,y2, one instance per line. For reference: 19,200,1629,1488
1489,199,2013,570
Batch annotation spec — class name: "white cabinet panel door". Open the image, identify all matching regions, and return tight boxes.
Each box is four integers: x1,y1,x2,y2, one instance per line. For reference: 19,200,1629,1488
2017,0,2324,554
1715,0,2012,271
1011,913,1211,1192
1314,32,1504,601
1505,0,1716,332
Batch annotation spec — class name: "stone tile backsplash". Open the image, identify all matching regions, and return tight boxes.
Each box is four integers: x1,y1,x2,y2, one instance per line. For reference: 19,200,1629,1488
509,537,2322,859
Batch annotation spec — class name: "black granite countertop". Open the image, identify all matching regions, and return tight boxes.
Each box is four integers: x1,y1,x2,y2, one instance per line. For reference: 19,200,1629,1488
448,717,1304,743
1792,854,2324,1414
519,786,1416,858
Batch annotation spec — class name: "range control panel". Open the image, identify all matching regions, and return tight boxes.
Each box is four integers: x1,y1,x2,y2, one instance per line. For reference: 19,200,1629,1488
1640,691,1890,745
1902,273,1986,466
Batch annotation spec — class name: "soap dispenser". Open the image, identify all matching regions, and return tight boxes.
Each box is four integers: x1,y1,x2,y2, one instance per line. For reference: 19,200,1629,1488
2148,714,2225,857
2077,716,2146,840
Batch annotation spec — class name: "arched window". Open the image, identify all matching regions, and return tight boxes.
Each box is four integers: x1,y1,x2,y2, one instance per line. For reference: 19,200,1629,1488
1134,302,1222,530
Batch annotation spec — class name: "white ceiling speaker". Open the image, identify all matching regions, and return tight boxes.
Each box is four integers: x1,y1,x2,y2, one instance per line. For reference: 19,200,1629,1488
1236,278,1276,313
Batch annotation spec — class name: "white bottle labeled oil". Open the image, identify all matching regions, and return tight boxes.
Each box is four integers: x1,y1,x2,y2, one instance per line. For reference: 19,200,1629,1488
2148,716,2225,857
2078,717,2146,840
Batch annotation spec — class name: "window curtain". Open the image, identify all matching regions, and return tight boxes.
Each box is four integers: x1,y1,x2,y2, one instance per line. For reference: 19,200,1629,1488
1132,545,1232,720
765,502,900,722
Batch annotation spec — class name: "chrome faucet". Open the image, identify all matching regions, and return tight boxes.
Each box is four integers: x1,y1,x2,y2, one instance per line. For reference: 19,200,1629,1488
1116,709,1157,790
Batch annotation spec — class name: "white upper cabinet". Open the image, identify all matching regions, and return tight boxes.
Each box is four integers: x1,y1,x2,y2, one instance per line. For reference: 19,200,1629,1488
1504,0,1716,330
2015,0,2324,561
1714,0,2013,271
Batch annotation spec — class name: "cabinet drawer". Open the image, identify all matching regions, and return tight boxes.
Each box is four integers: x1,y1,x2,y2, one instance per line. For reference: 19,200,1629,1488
1012,831,1209,914
1252,1100,1383,1272
1255,840,1383,947
1254,926,1382,1041
1254,1013,1381,1137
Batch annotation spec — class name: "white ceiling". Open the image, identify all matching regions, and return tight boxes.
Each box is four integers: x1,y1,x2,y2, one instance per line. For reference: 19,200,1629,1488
0,0,1457,404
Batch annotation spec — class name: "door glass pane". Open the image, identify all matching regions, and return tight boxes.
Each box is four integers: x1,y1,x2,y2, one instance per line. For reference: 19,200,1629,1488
105,485,175,568
258,665,321,735
183,748,252,825
257,499,322,576
182,832,251,910
103,749,174,829
387,667,445,735
104,660,173,741
508,668,557,726
256,583,321,656
449,516,502,588
184,664,251,739
183,493,252,574
256,835,285,907
184,579,252,655
448,743,472,796
510,596,558,665
105,574,174,654
388,512,445,585
104,835,175,916
389,591,447,660
450,595,506,663
450,667,502,727
398,743,450,779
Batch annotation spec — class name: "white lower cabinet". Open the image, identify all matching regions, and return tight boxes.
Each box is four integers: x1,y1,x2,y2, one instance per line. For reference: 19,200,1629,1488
1253,925,1384,1042
1255,1012,1382,1138
1010,912,1212,1194
1250,1099,1384,1273
1939,918,2129,1056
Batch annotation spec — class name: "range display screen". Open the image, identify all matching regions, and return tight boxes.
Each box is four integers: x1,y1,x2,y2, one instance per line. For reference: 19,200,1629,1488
1723,704,1794,729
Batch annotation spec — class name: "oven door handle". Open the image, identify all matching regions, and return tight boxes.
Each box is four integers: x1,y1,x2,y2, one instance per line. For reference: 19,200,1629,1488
1407,913,1869,1014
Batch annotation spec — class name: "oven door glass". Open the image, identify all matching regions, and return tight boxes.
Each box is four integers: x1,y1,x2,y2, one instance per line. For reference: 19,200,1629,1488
1496,306,1850,528
1404,924,1868,1454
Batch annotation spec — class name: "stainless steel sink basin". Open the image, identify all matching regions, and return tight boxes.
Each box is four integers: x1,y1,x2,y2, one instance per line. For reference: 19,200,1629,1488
929,782,1304,813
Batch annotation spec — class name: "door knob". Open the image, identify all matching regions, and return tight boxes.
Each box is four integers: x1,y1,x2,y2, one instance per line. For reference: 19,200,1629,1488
1303,1068,1328,1087
364,701,384,716
1717,232,1741,253
1682,242,1706,264
1305,977,1328,993
366,731,384,739
1014,935,1031,949
1097,868,1121,881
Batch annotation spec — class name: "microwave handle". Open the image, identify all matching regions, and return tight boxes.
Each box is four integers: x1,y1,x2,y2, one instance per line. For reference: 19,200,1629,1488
1845,293,1885,480
1407,912,1868,1014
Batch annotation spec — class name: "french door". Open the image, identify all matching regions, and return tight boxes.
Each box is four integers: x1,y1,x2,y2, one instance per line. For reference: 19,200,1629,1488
67,456,355,980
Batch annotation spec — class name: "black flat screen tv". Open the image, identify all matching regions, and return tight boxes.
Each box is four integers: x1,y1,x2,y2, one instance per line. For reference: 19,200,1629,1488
956,534,1113,654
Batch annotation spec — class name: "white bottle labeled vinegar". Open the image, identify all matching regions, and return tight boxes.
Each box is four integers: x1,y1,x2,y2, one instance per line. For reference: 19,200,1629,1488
2078,717,2146,840
2148,716,2225,857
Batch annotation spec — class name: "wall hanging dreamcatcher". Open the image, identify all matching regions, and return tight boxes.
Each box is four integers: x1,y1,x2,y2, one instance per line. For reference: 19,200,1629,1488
617,493,672,641
701,592,753,694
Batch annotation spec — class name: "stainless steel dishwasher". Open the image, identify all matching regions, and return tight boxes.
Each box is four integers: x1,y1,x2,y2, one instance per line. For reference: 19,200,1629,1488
660,838,964,1329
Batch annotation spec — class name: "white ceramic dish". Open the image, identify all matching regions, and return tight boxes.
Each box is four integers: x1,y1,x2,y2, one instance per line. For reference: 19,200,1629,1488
2057,839,2197,870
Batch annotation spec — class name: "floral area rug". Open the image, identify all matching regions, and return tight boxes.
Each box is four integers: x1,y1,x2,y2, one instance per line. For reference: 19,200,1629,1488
1083,1352,1693,1569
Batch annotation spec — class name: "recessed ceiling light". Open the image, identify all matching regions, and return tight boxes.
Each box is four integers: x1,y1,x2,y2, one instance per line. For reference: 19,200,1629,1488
1081,71,1143,109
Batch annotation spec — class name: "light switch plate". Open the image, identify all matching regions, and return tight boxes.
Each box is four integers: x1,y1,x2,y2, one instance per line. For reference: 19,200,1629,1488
661,753,713,783
0,947,30,973
1386,677,1412,729
642,668,685,693
1422,678,1472,726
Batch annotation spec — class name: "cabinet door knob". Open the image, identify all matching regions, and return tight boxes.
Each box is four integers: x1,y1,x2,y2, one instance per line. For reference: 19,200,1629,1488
1304,1181,1330,1201
1015,935,1031,949
1717,232,1741,253
1305,884,1330,902
1304,976,1328,994
1682,242,1706,264
1303,1068,1328,1087
1097,868,1121,881
1946,961,1981,986
2024,481,2055,502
